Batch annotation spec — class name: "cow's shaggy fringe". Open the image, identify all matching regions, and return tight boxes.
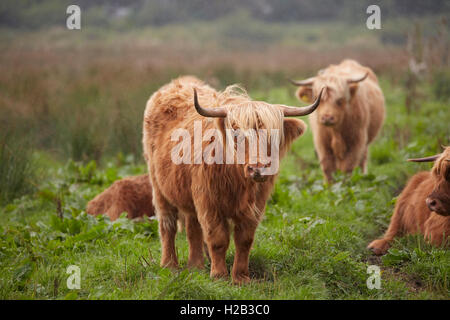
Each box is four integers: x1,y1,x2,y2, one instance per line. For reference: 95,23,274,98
217,84,284,143
432,146,450,177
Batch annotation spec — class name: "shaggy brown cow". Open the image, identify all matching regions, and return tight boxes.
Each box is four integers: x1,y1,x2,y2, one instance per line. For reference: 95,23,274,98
291,59,385,182
368,148,450,255
86,174,155,221
143,76,323,284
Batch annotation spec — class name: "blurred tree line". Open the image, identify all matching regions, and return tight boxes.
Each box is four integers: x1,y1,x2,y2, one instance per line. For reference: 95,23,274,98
1,0,449,29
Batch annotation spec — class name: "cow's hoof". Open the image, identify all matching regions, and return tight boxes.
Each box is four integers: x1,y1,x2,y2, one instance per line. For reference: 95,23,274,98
187,260,205,270
367,239,390,256
160,260,179,270
232,274,251,286
210,270,228,280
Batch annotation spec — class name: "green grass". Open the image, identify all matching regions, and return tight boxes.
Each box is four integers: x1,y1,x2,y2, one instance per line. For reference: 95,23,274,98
0,78,449,300
0,132,37,205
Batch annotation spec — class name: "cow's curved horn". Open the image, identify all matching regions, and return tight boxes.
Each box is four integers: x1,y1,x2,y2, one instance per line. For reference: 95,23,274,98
407,154,442,162
347,72,369,84
279,87,324,117
193,89,227,118
288,77,315,86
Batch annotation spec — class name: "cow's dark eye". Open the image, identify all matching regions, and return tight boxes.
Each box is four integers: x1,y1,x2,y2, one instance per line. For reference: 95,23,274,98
445,167,450,181
336,98,345,107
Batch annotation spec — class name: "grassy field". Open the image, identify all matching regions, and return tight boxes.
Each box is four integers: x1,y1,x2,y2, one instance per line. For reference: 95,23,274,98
0,73,449,299
0,14,449,299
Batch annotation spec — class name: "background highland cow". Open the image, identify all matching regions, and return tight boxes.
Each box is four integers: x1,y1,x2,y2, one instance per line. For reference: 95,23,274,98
0,0,449,300
291,59,385,182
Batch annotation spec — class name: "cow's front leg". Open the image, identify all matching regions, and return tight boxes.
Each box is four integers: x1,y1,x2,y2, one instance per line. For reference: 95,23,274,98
367,201,404,255
340,136,367,174
231,217,257,285
339,157,359,175
185,213,205,269
198,214,230,279
153,187,179,269
158,210,179,269
339,146,365,175
359,148,368,174
319,154,336,183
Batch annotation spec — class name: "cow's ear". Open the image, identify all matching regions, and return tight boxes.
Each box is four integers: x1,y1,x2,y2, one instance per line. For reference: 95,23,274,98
283,118,307,143
349,84,359,98
296,87,313,103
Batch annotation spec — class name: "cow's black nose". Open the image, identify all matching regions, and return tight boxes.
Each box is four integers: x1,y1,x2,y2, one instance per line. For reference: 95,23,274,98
248,166,262,177
321,115,335,125
247,165,268,182
426,198,437,211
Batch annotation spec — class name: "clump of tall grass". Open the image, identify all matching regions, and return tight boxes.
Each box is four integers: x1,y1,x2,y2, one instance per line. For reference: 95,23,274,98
0,132,36,205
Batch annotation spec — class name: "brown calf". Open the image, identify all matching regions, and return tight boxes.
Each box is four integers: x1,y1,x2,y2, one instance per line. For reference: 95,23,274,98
86,174,154,221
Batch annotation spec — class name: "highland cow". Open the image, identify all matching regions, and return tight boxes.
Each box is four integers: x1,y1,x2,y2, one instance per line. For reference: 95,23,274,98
291,59,385,182
86,174,155,221
143,76,323,284
368,148,450,255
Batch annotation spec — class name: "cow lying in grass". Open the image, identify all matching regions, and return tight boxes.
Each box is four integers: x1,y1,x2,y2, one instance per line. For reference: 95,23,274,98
143,76,323,284
86,174,154,221
368,148,450,255
291,59,385,182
